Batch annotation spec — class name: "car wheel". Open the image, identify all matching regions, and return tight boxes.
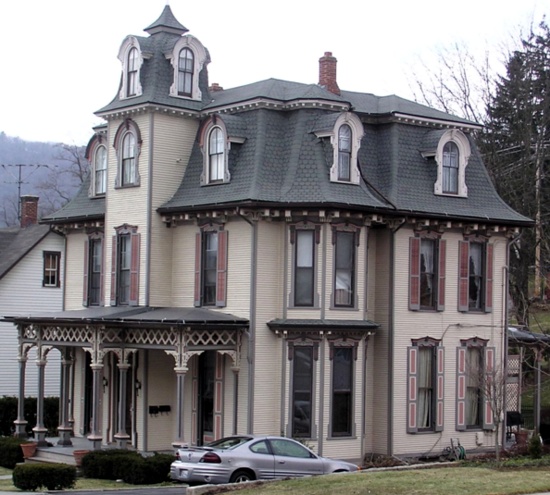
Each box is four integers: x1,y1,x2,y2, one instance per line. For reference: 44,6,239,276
230,469,255,483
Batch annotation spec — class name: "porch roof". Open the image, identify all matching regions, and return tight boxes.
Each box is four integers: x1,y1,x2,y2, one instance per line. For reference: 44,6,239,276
508,325,550,347
2,306,249,329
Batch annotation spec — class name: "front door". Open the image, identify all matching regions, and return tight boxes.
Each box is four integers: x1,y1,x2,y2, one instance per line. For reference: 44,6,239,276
197,351,215,445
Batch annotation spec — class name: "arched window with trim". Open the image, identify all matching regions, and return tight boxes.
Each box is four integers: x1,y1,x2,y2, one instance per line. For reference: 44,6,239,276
338,124,352,181
434,130,470,197
94,145,107,195
442,142,459,194
122,133,136,186
127,47,139,97
208,127,225,182
178,48,194,96
114,119,141,188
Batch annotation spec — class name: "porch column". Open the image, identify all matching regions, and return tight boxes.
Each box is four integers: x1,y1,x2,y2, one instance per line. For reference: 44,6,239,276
173,369,187,446
33,356,48,446
87,364,104,450
14,352,28,438
68,353,75,435
57,348,73,446
114,363,131,449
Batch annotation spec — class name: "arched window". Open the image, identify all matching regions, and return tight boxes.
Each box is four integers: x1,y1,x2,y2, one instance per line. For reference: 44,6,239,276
338,125,352,181
94,145,107,195
122,133,136,186
208,127,225,182
442,142,459,194
178,48,194,97
127,47,139,97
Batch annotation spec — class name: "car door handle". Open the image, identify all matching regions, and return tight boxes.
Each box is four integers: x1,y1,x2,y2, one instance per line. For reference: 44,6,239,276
278,460,285,464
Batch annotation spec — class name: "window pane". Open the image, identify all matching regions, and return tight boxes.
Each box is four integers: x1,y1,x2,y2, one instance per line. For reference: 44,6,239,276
178,48,194,96
95,146,107,194
89,239,102,306
292,347,312,437
334,232,354,306
469,243,483,309
202,232,218,305
295,231,314,306
122,134,135,185
466,347,483,427
442,142,459,194
420,239,436,309
118,235,130,304
332,347,352,436
43,252,60,287
338,125,352,181
209,128,224,181
127,48,138,97
417,347,434,429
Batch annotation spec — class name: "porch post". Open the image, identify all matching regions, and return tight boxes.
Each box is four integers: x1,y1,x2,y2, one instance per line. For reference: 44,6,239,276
114,363,131,449
33,355,48,446
173,369,187,446
88,364,104,450
68,351,75,435
14,350,28,438
57,348,73,446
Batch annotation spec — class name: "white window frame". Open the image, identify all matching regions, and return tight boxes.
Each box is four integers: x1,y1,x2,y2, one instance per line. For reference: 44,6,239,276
93,145,107,196
434,130,470,197
114,120,141,188
118,37,144,100
168,35,209,100
329,113,363,184
200,120,230,185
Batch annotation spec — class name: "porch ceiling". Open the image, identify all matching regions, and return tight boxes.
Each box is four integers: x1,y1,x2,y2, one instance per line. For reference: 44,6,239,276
267,318,380,333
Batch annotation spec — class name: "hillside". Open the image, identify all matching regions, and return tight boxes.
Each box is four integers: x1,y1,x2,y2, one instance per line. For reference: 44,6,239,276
0,132,86,227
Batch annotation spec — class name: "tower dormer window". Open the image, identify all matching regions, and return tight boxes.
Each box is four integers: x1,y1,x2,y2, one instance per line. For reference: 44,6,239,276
338,124,352,181
442,142,459,194
178,48,194,96
127,47,139,97
434,130,470,197
209,127,224,182
114,119,141,188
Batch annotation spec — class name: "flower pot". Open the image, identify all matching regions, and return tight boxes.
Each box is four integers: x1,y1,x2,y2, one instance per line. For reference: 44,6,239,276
73,449,90,467
20,442,37,459
515,430,529,445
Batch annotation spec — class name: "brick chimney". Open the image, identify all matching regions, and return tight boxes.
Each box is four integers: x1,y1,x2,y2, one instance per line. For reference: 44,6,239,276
208,82,224,92
318,52,340,95
20,195,39,228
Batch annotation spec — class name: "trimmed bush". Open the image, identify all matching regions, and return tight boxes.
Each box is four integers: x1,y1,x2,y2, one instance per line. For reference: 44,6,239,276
12,463,76,491
0,436,24,469
81,449,141,480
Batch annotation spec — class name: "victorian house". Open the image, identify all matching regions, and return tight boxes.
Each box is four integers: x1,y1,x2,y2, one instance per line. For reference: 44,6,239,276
4,6,531,461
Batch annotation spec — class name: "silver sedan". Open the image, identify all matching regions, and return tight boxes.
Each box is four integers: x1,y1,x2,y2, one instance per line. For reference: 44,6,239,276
170,435,359,485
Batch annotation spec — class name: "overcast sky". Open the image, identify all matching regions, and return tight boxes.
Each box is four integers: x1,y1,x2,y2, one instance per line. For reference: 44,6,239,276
1,0,549,146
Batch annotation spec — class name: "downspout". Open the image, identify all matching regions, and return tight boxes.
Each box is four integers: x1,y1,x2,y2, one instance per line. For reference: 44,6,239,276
145,113,154,307
280,226,289,435
388,219,406,456
318,224,328,456
361,227,369,461
237,209,257,434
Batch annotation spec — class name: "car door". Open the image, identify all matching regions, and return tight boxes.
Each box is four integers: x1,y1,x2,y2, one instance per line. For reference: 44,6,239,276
245,440,276,480
268,438,324,478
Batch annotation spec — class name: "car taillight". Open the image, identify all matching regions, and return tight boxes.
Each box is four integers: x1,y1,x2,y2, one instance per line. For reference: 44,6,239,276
176,452,181,461
200,452,222,463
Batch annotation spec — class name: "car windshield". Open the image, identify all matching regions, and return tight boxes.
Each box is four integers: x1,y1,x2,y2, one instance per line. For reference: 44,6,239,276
206,436,251,450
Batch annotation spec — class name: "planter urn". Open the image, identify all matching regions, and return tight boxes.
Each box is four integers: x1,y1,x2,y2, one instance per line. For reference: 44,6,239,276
20,442,37,459
73,449,90,467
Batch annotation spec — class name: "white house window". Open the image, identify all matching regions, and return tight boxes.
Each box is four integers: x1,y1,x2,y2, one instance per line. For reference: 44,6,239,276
409,236,446,311
291,345,313,438
331,346,353,436
326,113,363,184
200,119,231,185
295,230,315,306
43,251,61,288
458,239,493,313
83,235,103,307
334,231,355,307
178,48,194,96
110,225,140,306
117,38,143,100
114,120,141,188
94,145,107,195
194,227,228,307
122,133,136,186
338,125,352,181
208,127,225,182
434,130,470,197
127,47,139,97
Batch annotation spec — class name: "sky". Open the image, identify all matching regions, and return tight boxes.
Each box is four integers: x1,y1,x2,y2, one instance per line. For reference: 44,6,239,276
1,0,549,146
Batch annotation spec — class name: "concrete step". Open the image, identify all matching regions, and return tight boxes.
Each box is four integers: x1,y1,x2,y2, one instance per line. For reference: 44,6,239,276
26,449,76,466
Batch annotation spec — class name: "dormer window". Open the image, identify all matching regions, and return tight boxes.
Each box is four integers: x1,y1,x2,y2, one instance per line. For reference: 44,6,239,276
114,119,141,188
434,130,470,197
326,113,363,184
200,118,231,185
178,48,194,96
338,125,352,181
94,145,107,195
127,47,139,97
209,127,224,182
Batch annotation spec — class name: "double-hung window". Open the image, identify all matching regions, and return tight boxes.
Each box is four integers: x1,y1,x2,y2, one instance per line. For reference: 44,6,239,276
178,48,194,96
194,227,228,307
114,120,141,188
458,239,493,312
334,231,355,307
127,47,139,97
43,251,61,288
208,127,225,182
409,236,446,311
456,340,495,431
110,226,140,306
442,142,459,194
122,133,136,186
294,230,315,306
94,145,107,195
83,235,103,306
331,346,354,436
291,345,313,438
337,124,352,181
407,338,444,433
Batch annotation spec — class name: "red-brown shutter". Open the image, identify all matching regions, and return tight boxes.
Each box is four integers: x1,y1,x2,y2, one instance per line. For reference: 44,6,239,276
110,235,117,306
129,232,140,306
82,240,89,307
407,346,418,433
456,347,467,431
216,230,228,307
99,238,105,306
194,232,202,307
484,243,494,313
458,241,469,312
437,239,446,311
435,346,445,431
483,347,496,430
409,237,420,311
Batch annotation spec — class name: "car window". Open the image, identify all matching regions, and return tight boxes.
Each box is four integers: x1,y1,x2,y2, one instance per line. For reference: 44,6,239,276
250,440,270,455
207,436,251,450
269,439,313,458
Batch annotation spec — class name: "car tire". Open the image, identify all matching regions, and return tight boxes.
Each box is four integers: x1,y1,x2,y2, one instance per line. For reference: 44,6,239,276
230,470,255,483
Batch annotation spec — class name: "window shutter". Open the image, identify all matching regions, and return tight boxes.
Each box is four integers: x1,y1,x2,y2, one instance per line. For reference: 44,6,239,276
129,232,140,306
456,347,467,431
82,241,89,307
99,240,105,306
216,230,228,307
110,235,117,306
437,239,446,311
484,243,494,313
458,241,469,312
409,237,420,311
483,346,496,430
407,346,418,433
194,232,202,307
435,346,445,431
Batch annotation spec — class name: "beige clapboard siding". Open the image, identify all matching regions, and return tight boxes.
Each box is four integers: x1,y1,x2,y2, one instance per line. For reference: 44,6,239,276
64,232,86,310
391,227,505,456
105,115,150,306
170,226,195,307
0,232,64,397
224,220,253,316
149,114,198,306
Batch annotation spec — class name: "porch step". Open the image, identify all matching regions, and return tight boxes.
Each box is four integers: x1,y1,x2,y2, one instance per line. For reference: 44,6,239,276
26,448,76,466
